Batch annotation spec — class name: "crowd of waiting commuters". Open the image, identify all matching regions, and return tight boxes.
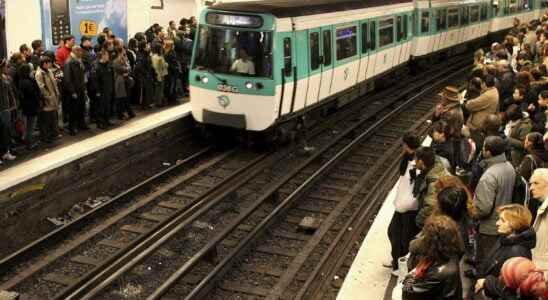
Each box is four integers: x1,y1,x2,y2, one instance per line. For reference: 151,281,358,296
0,17,198,164
389,15,548,300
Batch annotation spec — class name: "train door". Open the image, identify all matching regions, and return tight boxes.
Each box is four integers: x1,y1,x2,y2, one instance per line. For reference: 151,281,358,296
278,33,295,117
318,26,334,101
306,28,322,106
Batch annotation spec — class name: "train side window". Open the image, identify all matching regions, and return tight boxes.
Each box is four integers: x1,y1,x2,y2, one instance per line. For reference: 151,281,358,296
310,32,320,71
370,21,376,50
283,38,292,77
323,30,332,65
462,6,469,25
481,4,488,20
403,15,408,39
379,17,394,47
336,26,357,60
470,6,480,22
421,11,430,33
396,16,402,42
437,9,447,31
361,23,368,53
448,8,459,28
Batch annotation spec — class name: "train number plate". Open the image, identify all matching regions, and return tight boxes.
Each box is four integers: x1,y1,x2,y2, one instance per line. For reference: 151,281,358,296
217,84,240,93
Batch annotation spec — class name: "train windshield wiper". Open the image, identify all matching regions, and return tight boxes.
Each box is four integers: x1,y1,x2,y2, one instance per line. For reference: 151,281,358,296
199,66,227,84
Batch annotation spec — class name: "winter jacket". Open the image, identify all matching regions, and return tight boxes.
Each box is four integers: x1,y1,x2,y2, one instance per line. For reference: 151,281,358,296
63,53,86,96
414,158,452,228
532,199,548,271
0,75,17,112
112,57,129,99
93,60,115,102
474,154,516,235
402,257,462,300
35,68,60,112
135,51,154,81
518,150,546,181
482,229,536,299
432,140,455,171
528,105,547,133
18,76,41,117
465,87,500,131
507,117,533,167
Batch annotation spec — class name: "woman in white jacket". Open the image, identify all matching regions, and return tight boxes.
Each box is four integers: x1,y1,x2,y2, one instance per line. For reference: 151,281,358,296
385,133,421,276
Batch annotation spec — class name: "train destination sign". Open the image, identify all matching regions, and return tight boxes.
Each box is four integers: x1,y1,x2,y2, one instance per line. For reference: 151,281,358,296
206,13,263,28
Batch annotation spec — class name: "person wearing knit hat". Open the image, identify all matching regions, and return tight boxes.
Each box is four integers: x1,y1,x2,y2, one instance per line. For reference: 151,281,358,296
488,257,547,299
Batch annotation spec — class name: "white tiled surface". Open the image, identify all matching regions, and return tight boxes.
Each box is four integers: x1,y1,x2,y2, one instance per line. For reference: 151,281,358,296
337,136,432,300
0,104,191,192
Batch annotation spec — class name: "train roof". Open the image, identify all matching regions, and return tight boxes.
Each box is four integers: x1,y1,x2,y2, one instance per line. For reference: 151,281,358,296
210,0,413,18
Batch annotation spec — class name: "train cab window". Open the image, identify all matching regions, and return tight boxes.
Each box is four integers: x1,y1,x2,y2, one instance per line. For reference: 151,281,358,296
543,0,548,8
396,16,403,42
421,12,430,33
283,38,292,77
436,9,447,31
310,32,320,71
323,30,332,65
448,8,459,28
470,6,480,22
361,23,369,53
370,21,377,50
379,18,394,47
336,26,357,60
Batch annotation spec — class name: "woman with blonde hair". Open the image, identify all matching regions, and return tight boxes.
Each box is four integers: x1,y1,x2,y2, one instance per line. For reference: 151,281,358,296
473,204,536,299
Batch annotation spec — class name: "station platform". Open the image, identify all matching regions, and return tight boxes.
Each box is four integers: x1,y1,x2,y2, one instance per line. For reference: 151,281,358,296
0,102,192,192
337,136,432,300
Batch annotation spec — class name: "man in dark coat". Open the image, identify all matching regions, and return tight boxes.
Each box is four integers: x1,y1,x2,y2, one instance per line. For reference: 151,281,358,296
93,50,114,129
63,46,88,135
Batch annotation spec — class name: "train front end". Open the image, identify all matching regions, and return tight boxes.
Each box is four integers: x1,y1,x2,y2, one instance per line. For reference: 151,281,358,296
190,9,278,132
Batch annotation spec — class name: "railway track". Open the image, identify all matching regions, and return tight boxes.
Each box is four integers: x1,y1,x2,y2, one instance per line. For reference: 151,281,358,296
2,52,470,299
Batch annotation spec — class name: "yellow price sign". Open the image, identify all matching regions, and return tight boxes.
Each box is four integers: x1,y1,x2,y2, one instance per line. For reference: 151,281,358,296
79,20,98,36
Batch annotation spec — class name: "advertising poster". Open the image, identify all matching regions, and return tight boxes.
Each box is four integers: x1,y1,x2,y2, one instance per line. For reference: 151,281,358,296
0,0,6,58
41,0,127,50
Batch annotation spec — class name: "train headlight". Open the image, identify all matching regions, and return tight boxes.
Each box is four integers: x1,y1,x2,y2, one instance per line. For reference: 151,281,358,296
201,77,209,84
245,82,254,89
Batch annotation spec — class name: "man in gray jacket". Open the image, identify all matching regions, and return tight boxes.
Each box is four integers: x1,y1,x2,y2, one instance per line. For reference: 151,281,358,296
474,136,516,263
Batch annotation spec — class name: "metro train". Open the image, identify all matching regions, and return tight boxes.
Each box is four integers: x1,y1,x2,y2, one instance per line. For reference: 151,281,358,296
190,0,547,141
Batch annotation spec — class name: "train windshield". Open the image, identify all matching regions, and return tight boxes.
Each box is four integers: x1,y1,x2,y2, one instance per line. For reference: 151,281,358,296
193,26,273,78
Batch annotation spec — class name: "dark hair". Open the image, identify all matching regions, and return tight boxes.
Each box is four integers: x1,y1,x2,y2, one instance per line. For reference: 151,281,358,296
540,90,548,99
17,63,32,79
169,20,175,26
437,187,469,221
134,32,146,42
96,33,106,46
62,35,75,43
42,50,56,61
138,40,148,52
531,68,543,81
470,77,483,92
31,40,42,51
432,120,450,136
484,74,496,88
151,43,163,55
81,36,92,43
496,50,508,60
403,133,421,150
482,114,502,136
527,132,545,151
39,55,52,69
19,44,29,53
484,136,507,156
415,147,436,169
506,104,522,121
128,38,138,50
